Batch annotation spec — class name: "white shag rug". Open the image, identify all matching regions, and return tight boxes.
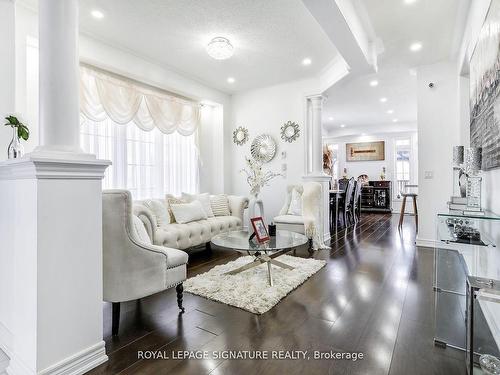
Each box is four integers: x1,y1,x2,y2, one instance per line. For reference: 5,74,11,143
184,255,326,314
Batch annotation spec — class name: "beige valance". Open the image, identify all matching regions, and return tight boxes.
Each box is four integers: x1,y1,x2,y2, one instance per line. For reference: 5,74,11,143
80,65,200,135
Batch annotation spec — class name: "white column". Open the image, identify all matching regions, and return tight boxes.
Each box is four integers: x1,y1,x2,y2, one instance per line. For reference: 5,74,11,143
0,1,110,374
0,0,16,162
309,95,324,174
37,0,82,153
0,0,16,357
303,94,330,243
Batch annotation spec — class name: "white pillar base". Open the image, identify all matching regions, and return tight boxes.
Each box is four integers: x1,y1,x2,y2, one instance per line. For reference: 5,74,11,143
302,173,331,242
0,152,110,375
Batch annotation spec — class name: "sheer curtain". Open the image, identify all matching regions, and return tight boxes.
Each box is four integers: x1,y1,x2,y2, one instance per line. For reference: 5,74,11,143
25,43,200,199
80,117,199,199
79,65,200,199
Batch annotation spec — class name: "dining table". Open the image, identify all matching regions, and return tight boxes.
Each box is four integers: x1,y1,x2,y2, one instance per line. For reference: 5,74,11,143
330,189,344,233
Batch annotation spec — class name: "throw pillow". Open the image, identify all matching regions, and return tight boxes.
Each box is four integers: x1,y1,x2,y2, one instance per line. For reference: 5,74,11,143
210,194,231,216
181,192,215,217
132,215,152,244
144,199,170,226
169,200,208,224
287,188,303,216
166,195,186,223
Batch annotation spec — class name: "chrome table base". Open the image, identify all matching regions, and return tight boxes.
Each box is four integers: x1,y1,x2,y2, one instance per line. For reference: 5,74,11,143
224,252,294,286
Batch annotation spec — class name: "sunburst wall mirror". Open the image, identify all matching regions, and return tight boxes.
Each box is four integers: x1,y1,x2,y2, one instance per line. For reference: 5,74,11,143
280,121,300,143
233,126,249,146
251,134,277,163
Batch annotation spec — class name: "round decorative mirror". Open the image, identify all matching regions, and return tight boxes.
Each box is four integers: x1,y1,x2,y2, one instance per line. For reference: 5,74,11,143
232,126,249,146
280,121,300,143
251,134,277,163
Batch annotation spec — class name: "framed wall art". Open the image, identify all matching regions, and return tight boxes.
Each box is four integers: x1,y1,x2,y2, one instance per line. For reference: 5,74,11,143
346,141,385,162
469,0,500,170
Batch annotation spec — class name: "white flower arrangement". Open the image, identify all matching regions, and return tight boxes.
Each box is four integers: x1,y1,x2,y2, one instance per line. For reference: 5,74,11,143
240,156,281,197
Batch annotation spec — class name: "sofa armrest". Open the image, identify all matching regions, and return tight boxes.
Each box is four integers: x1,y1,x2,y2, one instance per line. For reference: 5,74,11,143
227,195,249,222
133,203,157,243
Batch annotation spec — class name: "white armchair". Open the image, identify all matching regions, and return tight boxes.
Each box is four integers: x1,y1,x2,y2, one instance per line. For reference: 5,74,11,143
103,190,189,335
273,182,327,250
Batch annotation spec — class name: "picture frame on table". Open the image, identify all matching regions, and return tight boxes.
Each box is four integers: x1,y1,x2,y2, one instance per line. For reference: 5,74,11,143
250,216,270,243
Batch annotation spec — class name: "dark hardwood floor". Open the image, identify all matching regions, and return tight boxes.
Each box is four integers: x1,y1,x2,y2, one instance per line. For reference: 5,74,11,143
87,213,466,375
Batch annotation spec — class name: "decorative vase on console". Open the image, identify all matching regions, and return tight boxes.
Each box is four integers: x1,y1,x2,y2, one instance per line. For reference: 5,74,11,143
5,115,30,159
240,156,281,230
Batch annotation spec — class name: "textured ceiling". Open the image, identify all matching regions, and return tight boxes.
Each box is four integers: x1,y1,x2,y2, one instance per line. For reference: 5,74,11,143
323,0,469,134
72,0,338,94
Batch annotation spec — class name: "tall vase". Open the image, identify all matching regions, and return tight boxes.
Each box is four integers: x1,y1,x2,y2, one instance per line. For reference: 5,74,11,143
8,127,24,159
248,192,265,232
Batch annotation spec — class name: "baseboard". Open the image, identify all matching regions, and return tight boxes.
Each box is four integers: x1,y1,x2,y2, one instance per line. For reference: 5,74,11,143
7,341,107,375
415,237,436,248
415,237,459,250
40,341,107,375
0,322,13,359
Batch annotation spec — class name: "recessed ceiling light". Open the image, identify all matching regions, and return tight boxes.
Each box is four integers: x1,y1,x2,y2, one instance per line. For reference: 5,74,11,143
302,58,312,66
369,80,379,87
206,37,234,60
361,133,367,136
328,116,334,121
409,42,422,52
404,0,417,4
340,124,346,128
91,9,104,19
393,118,399,123
386,109,395,114
380,97,388,103
227,77,235,84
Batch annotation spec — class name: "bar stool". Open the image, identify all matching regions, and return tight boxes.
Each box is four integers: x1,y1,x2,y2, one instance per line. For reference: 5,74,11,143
398,184,418,232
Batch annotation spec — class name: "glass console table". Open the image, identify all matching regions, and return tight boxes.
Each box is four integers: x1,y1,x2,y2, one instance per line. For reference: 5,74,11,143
433,210,500,374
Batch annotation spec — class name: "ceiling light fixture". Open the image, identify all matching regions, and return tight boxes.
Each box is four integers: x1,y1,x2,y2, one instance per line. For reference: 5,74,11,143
393,118,399,123
370,80,379,87
302,58,312,66
227,77,235,84
386,109,394,114
361,133,367,136
409,42,422,52
340,124,346,128
328,116,334,121
380,97,387,103
206,37,234,60
404,0,417,4
91,9,104,19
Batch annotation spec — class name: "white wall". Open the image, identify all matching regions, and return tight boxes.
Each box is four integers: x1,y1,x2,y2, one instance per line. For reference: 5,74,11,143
229,79,318,225
323,130,418,213
417,61,461,242
457,0,500,216
11,5,229,194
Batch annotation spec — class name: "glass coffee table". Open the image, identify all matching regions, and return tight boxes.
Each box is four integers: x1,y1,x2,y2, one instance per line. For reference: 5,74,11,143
211,230,309,286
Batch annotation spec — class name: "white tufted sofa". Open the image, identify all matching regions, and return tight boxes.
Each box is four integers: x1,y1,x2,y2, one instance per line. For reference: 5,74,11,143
133,195,249,250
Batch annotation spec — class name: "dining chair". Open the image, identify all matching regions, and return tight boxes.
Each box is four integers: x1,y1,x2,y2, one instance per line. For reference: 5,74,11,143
352,179,363,223
341,177,355,227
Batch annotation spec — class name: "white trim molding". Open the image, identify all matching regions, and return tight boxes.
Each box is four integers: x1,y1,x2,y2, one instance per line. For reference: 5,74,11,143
416,237,463,250
7,342,107,375
0,152,110,181
39,342,107,375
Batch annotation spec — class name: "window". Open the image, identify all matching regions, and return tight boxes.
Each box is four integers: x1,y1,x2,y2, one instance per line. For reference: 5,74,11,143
80,117,199,199
26,39,200,200
394,138,412,199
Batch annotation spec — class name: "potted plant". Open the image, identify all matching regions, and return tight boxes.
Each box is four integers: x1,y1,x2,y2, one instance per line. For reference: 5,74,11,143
5,115,29,159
